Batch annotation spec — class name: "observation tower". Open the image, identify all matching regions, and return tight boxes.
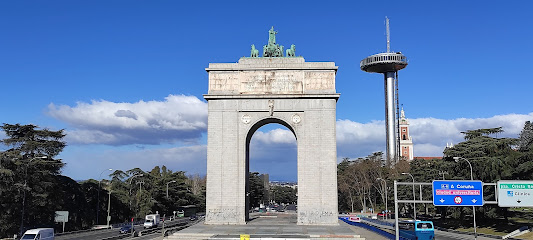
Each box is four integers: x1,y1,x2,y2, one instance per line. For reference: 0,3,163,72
360,17,408,165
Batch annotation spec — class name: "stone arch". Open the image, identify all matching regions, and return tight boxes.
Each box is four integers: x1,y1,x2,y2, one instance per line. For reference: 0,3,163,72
204,57,339,225
246,116,297,144
244,117,297,220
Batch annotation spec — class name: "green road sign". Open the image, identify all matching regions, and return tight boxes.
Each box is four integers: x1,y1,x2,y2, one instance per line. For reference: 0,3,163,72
498,181,533,207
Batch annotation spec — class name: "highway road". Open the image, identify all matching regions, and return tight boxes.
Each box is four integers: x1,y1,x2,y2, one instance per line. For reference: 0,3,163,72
56,217,192,240
362,218,499,240
56,227,133,240
356,219,493,240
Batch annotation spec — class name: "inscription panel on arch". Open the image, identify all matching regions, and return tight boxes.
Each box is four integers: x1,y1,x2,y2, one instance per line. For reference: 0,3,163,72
240,71,304,94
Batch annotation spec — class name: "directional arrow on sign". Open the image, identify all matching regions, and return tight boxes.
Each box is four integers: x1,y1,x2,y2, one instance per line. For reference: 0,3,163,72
517,199,522,203
433,180,483,206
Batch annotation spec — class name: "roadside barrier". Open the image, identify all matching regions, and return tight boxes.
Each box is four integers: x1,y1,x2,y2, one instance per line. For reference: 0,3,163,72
339,217,396,239
55,220,143,236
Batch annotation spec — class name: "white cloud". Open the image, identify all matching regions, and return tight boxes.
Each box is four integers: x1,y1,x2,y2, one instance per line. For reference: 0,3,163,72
61,145,207,180
46,94,531,181
48,95,207,145
336,119,386,159
336,112,533,159
252,128,296,145
234,112,533,164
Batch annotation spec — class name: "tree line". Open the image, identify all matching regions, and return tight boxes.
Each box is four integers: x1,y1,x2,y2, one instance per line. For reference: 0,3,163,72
3,120,532,237
337,121,533,224
248,172,297,209
0,123,206,238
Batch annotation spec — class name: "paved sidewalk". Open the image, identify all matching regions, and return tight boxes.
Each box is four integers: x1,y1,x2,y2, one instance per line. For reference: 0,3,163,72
166,213,388,239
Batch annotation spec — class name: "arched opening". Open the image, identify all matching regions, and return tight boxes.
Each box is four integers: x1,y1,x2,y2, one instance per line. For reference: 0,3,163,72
245,118,297,221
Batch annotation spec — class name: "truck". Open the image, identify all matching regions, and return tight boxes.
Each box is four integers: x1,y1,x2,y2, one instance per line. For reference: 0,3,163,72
21,228,54,240
143,214,160,229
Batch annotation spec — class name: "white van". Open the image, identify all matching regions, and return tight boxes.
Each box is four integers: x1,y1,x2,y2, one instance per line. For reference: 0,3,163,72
21,228,54,240
143,214,160,229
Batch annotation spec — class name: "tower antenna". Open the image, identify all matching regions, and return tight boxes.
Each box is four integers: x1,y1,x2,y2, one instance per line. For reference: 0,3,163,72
386,17,390,53
360,18,407,166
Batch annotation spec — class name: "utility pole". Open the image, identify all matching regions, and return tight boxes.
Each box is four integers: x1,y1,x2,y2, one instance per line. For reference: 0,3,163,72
137,181,144,217
97,168,112,225
106,191,112,228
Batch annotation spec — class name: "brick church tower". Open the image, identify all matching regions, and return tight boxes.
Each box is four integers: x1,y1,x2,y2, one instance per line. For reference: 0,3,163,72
399,108,414,161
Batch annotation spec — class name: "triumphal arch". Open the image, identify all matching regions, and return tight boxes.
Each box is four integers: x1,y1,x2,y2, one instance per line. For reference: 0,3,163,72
204,27,340,225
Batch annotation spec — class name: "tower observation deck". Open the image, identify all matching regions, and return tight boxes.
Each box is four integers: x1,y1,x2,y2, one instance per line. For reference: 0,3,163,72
360,18,408,165
360,52,407,73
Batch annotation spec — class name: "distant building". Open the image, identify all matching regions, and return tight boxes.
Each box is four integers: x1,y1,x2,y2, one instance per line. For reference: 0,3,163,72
259,174,270,204
259,174,269,190
399,108,414,161
270,181,298,190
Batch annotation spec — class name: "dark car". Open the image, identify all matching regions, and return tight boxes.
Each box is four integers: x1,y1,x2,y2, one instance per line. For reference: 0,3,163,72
119,225,135,234
189,215,198,221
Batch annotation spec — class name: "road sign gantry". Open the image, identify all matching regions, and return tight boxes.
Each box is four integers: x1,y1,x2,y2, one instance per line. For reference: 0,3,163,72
432,180,483,206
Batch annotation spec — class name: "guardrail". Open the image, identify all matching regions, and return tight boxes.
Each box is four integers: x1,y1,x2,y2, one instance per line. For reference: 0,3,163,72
340,217,397,240
433,225,525,240
53,217,196,239
55,220,144,237
137,218,191,237
55,226,110,236
361,217,395,227
112,220,144,229
163,216,204,237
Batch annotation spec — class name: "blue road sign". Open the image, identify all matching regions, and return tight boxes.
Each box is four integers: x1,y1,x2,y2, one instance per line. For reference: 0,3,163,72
432,180,483,206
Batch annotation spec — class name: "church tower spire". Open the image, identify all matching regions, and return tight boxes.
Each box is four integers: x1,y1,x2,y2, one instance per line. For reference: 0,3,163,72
399,108,414,161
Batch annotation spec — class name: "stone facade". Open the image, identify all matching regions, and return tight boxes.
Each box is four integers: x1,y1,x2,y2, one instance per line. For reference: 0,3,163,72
399,108,413,161
204,57,340,225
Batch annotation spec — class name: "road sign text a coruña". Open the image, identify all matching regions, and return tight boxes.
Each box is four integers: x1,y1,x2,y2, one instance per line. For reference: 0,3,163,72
432,180,483,206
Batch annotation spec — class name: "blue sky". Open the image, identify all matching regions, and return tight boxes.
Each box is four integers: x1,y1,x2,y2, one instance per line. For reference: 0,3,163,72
1,1,532,181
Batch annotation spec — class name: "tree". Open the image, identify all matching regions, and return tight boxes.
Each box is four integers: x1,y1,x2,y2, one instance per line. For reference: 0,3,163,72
248,172,265,208
51,176,93,231
518,121,533,152
514,121,533,180
443,127,522,221
444,127,518,181
271,186,296,204
337,152,390,214
0,124,66,237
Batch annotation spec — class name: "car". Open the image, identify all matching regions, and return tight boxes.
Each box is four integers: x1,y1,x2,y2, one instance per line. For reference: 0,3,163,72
378,212,395,218
189,215,198,221
119,225,135,234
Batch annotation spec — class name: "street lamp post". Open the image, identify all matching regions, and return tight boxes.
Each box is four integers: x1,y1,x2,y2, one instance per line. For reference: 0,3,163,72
106,191,112,228
128,174,144,208
97,168,112,225
438,171,448,180
402,172,416,220
137,181,144,216
377,178,388,220
19,156,47,236
166,180,177,199
454,157,477,240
